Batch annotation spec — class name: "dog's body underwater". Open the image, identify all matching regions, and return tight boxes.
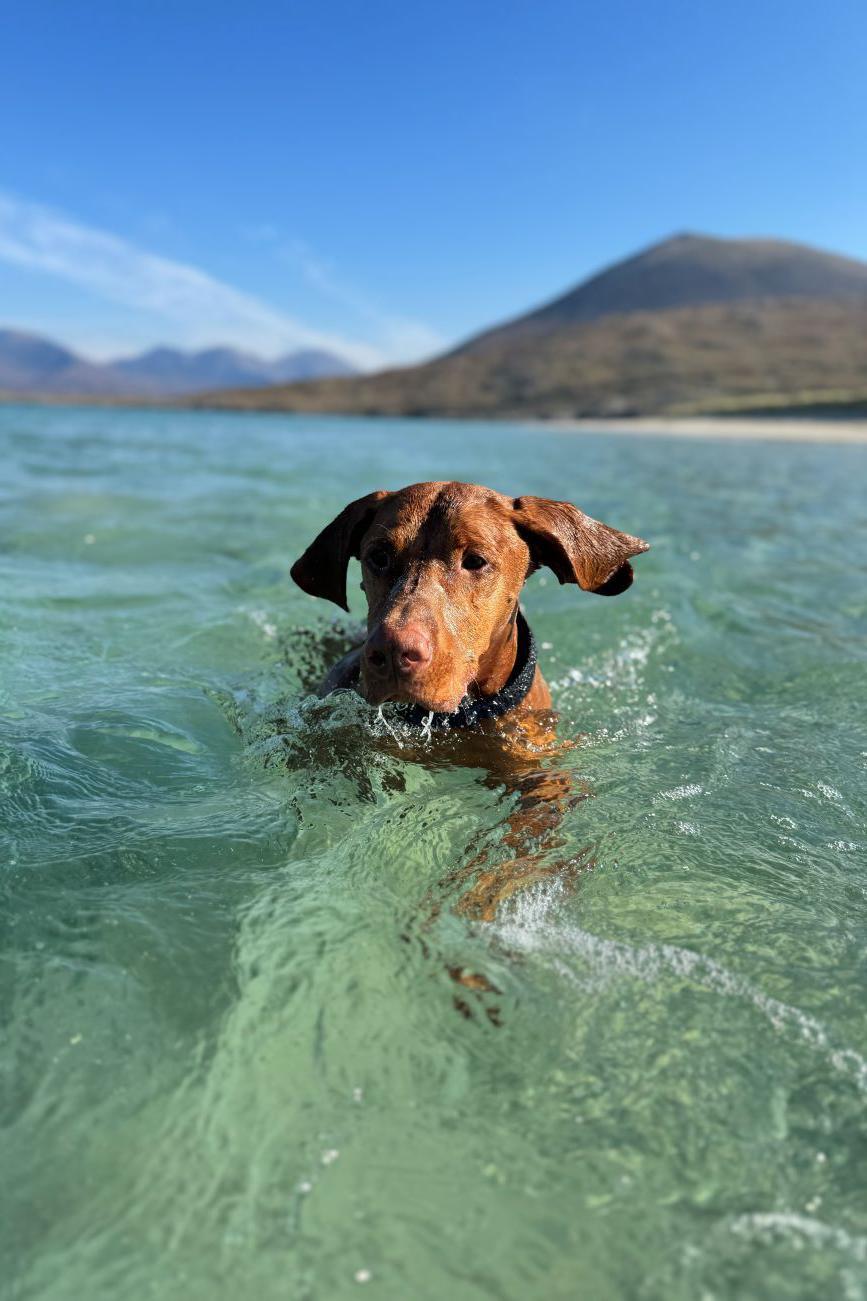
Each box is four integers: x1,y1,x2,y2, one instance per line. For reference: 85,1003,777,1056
291,478,649,967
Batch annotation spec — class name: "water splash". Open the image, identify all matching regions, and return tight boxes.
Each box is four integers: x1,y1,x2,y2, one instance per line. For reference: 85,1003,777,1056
495,881,867,1095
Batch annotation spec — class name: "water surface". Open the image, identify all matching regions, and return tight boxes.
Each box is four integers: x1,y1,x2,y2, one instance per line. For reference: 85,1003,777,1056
2,406,866,1300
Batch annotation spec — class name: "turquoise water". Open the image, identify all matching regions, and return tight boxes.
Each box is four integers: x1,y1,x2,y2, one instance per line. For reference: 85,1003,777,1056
1,405,866,1300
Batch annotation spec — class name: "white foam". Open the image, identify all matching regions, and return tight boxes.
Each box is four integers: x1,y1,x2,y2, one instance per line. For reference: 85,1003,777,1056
494,883,867,1095
245,607,277,639
656,783,704,802
728,1212,867,1264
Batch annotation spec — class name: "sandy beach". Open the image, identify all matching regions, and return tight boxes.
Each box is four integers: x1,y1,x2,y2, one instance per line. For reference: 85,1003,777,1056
545,416,867,444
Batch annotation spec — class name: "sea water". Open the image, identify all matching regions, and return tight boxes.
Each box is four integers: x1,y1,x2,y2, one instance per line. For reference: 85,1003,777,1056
1,406,866,1299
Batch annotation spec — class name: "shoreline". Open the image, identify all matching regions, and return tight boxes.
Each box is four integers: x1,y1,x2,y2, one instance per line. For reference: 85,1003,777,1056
532,415,867,444
2,393,866,443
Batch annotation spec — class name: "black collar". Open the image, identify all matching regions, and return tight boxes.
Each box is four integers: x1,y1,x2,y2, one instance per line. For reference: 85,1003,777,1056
341,611,538,732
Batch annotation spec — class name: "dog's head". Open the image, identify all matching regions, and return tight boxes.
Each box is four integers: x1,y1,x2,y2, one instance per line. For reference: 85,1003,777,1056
291,481,649,713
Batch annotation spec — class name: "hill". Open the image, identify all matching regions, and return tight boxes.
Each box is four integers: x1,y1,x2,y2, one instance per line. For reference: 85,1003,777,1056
0,331,355,398
0,330,128,396
188,234,867,418
451,233,867,354
109,344,355,394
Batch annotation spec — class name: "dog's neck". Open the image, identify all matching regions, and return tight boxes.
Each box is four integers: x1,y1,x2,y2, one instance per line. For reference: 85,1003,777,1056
474,607,520,697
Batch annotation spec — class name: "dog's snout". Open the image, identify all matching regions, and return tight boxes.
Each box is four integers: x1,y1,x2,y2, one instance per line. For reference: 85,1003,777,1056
396,625,431,669
365,622,432,678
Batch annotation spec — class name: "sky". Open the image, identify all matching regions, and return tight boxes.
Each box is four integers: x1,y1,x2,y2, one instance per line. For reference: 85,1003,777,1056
1,0,865,368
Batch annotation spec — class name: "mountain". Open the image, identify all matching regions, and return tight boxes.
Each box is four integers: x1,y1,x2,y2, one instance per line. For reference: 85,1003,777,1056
110,345,355,394
271,350,358,383
452,233,867,354
189,234,867,418
0,330,129,396
0,331,355,397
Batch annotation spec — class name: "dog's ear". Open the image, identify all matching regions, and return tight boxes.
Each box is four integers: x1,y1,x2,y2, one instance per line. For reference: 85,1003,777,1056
291,490,391,611
512,496,649,595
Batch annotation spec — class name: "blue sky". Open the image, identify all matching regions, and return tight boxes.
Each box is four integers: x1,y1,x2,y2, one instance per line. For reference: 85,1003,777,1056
1,0,865,367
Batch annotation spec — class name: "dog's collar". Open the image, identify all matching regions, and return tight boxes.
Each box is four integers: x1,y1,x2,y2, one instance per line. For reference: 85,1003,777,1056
342,610,538,731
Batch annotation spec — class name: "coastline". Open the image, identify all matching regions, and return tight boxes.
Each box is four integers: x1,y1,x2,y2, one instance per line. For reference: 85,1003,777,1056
535,415,867,444
2,392,866,443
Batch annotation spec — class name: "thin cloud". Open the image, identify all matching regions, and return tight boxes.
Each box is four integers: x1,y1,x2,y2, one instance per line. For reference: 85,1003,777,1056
0,193,391,368
255,230,446,363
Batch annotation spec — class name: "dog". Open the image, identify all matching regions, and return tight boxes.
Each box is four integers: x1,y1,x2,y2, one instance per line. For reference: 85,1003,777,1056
291,481,649,933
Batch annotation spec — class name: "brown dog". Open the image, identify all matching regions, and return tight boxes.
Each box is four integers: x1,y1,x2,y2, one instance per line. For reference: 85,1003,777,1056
291,481,649,936
291,480,648,718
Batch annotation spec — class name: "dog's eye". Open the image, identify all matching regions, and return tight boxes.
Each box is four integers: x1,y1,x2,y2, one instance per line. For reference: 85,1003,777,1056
462,552,488,572
365,546,391,572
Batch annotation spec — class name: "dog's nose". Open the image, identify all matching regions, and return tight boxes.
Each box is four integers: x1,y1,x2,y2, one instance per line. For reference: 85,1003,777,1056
394,624,432,671
365,623,432,677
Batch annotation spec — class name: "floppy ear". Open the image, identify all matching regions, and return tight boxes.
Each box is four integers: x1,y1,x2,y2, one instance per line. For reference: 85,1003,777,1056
512,496,649,595
290,490,391,611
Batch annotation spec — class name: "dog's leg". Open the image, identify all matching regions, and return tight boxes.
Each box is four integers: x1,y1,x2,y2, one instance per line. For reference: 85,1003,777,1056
420,757,592,1021
445,760,592,922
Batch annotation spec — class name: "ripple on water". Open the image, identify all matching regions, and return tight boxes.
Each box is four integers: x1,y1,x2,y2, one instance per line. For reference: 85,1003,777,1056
3,411,867,1301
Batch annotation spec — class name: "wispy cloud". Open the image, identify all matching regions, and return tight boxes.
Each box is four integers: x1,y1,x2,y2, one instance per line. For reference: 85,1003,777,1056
247,227,446,363
0,192,404,368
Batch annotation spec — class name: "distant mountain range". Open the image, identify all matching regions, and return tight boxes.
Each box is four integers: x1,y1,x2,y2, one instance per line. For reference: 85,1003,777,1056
189,233,867,418
0,330,355,397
